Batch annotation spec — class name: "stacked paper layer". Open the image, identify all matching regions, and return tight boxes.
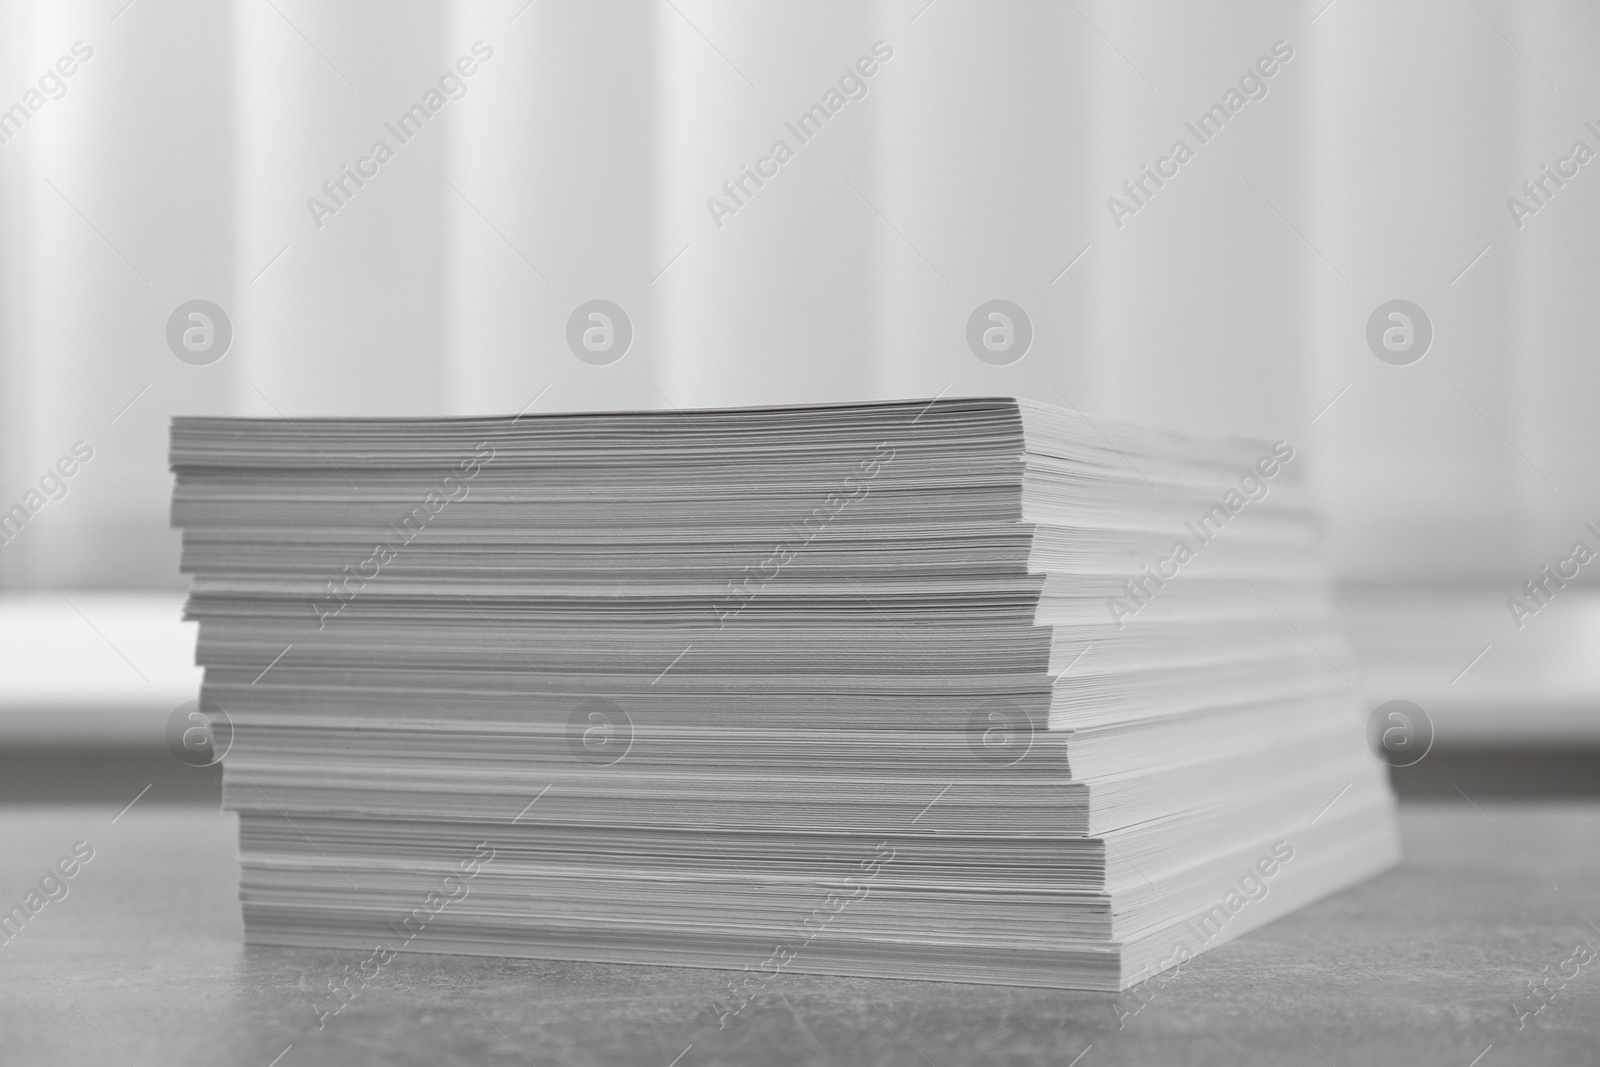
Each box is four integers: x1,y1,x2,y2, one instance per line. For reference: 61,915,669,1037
170,397,1398,991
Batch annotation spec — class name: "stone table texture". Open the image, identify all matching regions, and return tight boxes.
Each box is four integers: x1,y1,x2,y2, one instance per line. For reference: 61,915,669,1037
1,802,1597,1066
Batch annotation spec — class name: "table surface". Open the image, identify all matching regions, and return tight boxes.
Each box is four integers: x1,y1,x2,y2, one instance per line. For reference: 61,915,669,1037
1,802,1597,1067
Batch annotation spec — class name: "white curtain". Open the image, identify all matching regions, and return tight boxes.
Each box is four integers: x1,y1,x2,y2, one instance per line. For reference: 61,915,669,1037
2,0,1593,603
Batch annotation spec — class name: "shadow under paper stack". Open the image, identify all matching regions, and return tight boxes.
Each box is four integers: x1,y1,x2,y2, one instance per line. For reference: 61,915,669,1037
169,397,1397,991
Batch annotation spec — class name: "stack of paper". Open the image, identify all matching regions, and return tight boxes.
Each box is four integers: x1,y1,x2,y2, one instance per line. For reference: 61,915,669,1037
170,397,1397,991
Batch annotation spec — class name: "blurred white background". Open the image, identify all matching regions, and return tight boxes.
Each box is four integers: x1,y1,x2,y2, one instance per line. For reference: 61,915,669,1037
1,0,1597,750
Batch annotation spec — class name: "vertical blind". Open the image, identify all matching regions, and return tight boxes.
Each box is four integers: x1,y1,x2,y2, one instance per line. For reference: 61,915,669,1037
0,0,1593,595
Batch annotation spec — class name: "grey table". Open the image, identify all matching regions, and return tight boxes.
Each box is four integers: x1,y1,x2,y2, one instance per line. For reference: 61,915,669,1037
2,802,1597,1066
